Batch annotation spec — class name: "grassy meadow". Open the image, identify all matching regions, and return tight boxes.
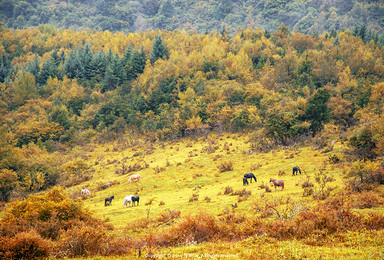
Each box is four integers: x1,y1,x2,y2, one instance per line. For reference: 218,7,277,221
62,133,384,259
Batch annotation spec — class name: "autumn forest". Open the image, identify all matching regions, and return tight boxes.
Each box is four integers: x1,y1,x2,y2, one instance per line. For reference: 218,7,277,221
0,0,384,259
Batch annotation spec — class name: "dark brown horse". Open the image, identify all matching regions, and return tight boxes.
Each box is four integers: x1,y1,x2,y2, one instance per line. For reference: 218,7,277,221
270,178,284,191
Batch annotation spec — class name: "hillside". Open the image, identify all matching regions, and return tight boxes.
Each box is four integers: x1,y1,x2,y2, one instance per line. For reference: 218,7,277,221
1,0,384,36
2,133,384,258
0,19,384,259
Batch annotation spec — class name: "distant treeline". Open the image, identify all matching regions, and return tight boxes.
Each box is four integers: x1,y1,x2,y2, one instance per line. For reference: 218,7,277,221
0,0,384,36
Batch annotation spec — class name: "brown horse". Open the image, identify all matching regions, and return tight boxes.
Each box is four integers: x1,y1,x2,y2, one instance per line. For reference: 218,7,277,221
128,174,141,183
270,178,284,191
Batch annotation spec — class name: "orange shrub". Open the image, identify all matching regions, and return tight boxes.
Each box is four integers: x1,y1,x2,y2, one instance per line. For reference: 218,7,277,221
353,191,382,209
147,213,220,247
0,231,53,259
57,225,108,258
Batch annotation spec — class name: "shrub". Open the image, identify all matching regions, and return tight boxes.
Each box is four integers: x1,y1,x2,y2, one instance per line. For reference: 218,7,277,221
250,163,262,170
329,154,340,163
189,193,199,202
217,161,233,172
147,213,220,247
223,186,234,195
58,225,107,257
0,187,112,257
0,231,53,259
0,169,18,202
258,181,271,192
232,188,252,202
301,178,314,188
353,191,382,209
303,187,314,197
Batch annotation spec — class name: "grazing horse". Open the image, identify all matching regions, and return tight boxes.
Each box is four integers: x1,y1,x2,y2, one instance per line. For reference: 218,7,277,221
132,196,140,206
123,195,134,207
292,166,301,175
244,173,257,183
270,178,284,191
243,177,249,186
81,189,90,196
128,174,141,183
105,196,115,206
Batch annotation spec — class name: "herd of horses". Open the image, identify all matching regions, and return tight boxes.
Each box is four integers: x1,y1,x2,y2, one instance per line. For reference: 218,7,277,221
82,166,302,207
243,166,302,191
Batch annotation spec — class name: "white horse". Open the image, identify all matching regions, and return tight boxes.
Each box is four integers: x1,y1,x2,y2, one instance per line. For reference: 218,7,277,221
128,174,141,183
81,189,91,196
123,195,134,207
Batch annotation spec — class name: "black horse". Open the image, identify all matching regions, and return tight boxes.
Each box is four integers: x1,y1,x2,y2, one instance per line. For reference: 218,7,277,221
292,166,301,175
105,195,114,206
243,177,249,186
132,196,140,206
244,173,257,183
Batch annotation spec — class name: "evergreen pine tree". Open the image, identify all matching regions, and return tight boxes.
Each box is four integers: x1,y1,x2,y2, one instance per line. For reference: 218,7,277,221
38,58,58,85
126,47,146,81
27,54,40,77
111,53,124,85
59,49,66,63
122,44,132,65
122,45,132,81
51,49,61,67
304,88,331,135
150,35,168,64
101,65,120,92
80,42,94,80
0,53,13,82
63,50,84,79
90,51,108,78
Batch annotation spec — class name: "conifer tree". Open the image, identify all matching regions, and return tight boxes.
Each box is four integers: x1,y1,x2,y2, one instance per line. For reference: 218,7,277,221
63,50,84,79
113,53,124,85
102,65,119,92
0,53,13,82
304,88,330,135
26,54,40,78
90,51,108,78
127,47,146,81
80,42,94,80
150,35,168,64
38,58,58,85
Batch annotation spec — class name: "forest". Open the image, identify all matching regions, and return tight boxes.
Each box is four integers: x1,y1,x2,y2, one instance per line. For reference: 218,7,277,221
0,3,384,258
1,0,384,36
1,23,384,190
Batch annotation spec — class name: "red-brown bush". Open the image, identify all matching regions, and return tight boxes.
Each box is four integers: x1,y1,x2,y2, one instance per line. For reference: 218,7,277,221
146,213,220,247
0,231,53,259
353,191,382,209
57,224,108,258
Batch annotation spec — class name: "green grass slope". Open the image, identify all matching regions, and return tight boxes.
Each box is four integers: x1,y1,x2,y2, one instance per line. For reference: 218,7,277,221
59,133,384,259
74,134,340,225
